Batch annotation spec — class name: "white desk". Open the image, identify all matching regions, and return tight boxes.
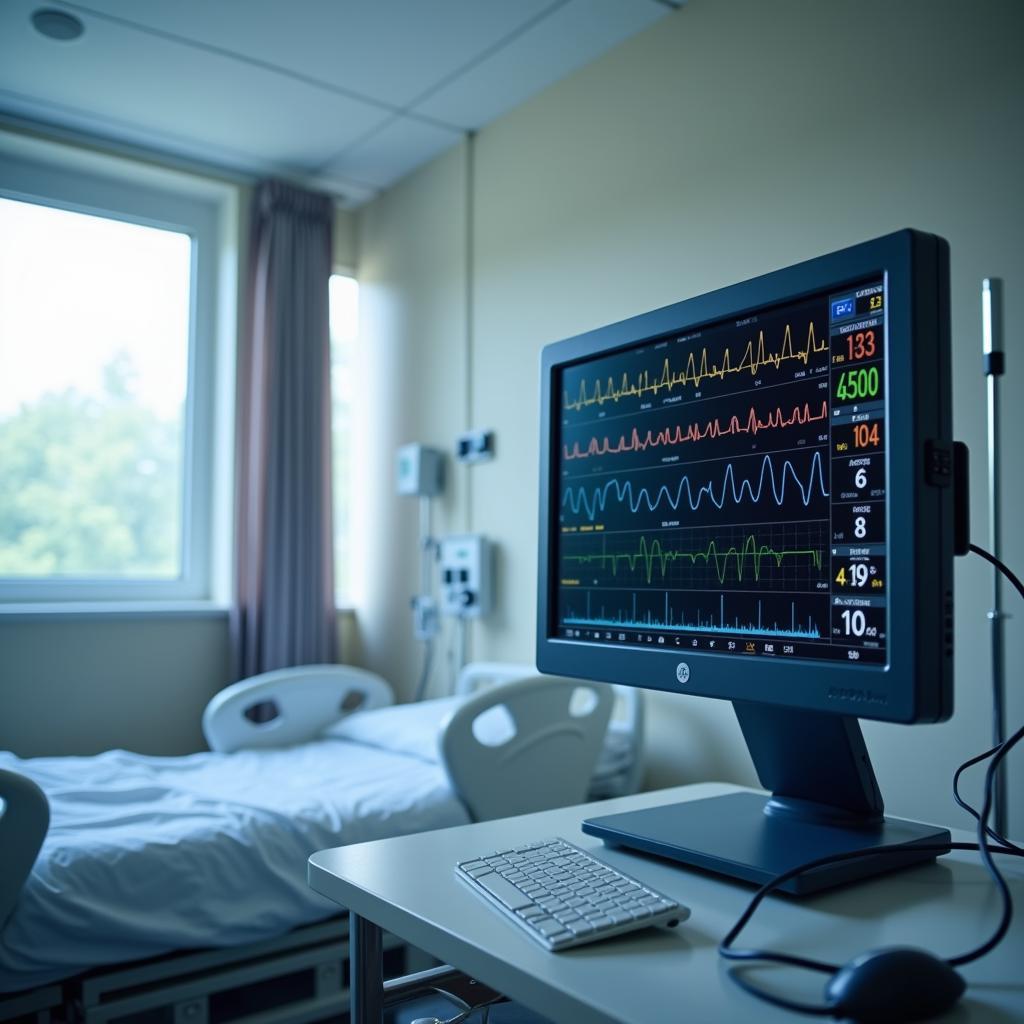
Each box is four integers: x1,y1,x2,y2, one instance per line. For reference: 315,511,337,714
308,783,1024,1024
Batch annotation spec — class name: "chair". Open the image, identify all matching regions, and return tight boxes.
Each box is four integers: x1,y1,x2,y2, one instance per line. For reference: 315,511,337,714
455,662,646,797
440,675,613,820
0,769,49,930
202,664,394,753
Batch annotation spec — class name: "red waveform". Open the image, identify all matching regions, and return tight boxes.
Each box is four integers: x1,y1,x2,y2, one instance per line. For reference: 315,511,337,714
563,400,828,462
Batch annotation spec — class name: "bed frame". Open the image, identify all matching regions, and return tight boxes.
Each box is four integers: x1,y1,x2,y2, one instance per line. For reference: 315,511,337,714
1,663,633,1023
0,916,416,1024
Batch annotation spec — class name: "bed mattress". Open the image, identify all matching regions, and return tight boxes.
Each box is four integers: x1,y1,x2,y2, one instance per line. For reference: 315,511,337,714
0,740,470,991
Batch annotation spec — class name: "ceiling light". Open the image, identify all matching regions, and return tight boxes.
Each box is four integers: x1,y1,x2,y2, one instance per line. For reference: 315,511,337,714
31,8,85,41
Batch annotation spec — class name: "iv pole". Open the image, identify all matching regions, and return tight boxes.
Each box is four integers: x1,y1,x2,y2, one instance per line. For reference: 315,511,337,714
982,277,1008,837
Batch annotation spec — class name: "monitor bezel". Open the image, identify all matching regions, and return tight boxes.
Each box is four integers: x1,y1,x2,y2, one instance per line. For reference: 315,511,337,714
536,229,952,725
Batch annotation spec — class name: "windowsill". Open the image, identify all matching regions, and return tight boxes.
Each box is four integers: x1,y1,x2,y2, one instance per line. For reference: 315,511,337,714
0,601,231,621
0,602,356,621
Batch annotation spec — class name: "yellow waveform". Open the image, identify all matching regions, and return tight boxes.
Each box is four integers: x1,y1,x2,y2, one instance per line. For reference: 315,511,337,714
564,323,825,412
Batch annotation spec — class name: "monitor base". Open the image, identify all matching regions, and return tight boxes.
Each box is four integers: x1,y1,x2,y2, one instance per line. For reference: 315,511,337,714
583,792,950,896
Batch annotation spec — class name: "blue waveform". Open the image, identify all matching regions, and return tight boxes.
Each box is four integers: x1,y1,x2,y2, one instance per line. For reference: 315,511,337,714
563,593,821,640
563,614,820,641
562,451,828,523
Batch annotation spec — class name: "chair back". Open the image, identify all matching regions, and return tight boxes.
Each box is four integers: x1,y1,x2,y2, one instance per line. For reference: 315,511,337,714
0,769,49,931
440,675,613,820
455,661,646,796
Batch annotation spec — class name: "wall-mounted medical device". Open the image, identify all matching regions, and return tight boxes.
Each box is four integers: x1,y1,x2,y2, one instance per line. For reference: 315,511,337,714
440,534,493,618
396,443,444,497
396,443,445,663
396,442,495,694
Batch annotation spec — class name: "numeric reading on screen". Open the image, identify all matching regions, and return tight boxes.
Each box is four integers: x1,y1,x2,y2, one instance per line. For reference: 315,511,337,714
551,279,887,665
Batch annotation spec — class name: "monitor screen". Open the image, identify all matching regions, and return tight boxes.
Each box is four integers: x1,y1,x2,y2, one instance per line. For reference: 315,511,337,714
553,276,887,667
537,230,953,725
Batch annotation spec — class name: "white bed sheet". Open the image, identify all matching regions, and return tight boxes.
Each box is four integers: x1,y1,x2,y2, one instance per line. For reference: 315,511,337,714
0,740,470,992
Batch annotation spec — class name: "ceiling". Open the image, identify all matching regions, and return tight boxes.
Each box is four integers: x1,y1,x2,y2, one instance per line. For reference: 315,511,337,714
0,0,676,206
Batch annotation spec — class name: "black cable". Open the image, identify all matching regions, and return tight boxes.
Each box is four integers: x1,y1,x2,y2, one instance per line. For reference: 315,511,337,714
719,542,1022,1012
950,718,1022,966
952,544,1024,854
726,968,836,1016
719,841,1021,965
953,741,1022,852
953,742,1024,853
970,542,1024,597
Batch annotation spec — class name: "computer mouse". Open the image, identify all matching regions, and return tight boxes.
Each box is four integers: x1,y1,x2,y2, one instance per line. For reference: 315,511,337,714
824,946,966,1023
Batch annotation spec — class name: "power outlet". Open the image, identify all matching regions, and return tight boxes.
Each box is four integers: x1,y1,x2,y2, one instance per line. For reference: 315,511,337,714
439,535,493,618
455,430,494,463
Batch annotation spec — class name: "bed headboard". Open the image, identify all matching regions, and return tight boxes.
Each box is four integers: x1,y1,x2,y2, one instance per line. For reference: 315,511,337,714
203,665,394,752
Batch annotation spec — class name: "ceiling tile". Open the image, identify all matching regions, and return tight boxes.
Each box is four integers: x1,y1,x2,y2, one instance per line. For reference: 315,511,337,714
413,0,669,129
0,0,390,173
67,0,557,113
0,0,675,201
319,116,461,189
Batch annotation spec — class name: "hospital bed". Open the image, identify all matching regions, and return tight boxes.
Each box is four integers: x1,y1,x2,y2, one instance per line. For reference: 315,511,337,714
0,662,642,1023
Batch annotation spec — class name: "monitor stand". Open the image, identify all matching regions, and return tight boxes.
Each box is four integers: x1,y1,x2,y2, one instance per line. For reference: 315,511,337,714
582,701,951,896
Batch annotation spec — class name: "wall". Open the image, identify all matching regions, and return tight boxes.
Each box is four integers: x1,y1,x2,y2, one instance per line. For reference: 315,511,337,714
353,146,471,696
333,206,357,271
356,0,1024,833
0,613,229,755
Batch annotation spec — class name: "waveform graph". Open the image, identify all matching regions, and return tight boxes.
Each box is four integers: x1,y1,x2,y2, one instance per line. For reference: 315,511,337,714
560,293,830,419
560,521,829,594
560,389,829,470
560,447,831,532
558,588,829,643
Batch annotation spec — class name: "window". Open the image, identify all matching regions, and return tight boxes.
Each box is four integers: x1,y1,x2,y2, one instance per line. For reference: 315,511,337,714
330,273,358,604
0,140,233,605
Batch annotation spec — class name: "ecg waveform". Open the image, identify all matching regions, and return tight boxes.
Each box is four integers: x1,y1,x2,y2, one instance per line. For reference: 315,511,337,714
563,533,823,585
563,323,826,412
562,400,828,462
561,451,829,522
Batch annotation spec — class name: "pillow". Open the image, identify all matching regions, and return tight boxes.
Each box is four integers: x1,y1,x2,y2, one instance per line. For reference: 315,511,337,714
325,695,466,763
328,691,640,792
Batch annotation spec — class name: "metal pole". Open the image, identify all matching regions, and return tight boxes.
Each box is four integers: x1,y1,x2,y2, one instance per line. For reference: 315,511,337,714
419,495,433,597
982,277,1007,837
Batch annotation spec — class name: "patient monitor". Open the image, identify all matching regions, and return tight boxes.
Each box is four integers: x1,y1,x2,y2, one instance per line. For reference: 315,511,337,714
536,229,958,893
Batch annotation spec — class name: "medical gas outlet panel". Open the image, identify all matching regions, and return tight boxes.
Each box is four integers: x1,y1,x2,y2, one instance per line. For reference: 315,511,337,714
440,535,493,618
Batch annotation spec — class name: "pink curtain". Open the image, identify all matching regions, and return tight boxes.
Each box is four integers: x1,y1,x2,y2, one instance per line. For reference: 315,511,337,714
231,180,337,679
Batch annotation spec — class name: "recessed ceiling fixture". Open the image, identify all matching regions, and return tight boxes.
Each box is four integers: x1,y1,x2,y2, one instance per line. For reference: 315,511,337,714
31,8,84,41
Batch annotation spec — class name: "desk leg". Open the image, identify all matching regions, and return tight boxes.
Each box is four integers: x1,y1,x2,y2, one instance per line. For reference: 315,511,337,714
349,913,383,1024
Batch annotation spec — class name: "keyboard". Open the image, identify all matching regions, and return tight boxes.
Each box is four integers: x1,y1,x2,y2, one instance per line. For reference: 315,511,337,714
455,838,688,951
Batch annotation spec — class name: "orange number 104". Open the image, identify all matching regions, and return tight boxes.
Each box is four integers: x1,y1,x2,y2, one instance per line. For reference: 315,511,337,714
853,422,880,448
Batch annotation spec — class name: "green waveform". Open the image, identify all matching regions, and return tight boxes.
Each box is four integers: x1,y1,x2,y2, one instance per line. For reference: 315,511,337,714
565,534,823,585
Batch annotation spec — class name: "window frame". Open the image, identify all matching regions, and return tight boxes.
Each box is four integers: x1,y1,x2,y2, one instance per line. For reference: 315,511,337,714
329,269,358,610
0,142,232,605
